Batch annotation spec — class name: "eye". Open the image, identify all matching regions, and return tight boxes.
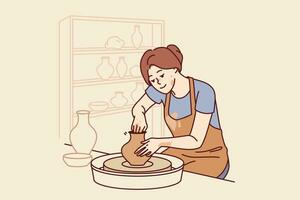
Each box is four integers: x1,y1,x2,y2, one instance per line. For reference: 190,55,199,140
150,79,155,83
160,74,164,78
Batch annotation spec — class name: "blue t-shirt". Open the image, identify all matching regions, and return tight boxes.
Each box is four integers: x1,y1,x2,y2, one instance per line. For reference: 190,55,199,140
145,78,221,129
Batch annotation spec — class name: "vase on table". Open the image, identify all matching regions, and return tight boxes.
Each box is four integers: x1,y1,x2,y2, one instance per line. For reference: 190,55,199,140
69,110,97,154
121,130,151,166
116,57,128,78
96,56,114,80
131,25,143,49
110,91,128,107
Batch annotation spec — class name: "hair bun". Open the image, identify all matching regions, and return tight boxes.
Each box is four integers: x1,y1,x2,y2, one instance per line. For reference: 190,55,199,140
167,44,183,64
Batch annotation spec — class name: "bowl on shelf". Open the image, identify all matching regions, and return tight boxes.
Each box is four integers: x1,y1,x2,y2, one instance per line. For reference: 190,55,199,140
88,101,109,111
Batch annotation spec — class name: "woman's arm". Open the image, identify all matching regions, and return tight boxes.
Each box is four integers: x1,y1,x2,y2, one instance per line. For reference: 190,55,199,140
131,93,156,132
160,112,212,149
136,112,212,156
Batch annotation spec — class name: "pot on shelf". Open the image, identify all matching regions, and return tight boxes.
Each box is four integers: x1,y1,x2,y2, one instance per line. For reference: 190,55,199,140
110,91,128,107
96,56,114,80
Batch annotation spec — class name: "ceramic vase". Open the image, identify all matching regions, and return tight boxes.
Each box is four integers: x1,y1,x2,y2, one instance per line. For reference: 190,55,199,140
110,91,128,107
69,110,97,154
131,25,143,49
116,57,128,78
121,131,151,166
96,57,114,79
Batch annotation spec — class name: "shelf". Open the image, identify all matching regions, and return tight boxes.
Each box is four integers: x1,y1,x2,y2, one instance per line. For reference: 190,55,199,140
73,76,144,87
68,15,165,25
72,47,151,55
59,15,165,141
73,104,160,118
72,105,132,118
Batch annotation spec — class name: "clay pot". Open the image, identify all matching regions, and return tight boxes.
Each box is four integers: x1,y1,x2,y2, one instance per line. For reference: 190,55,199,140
121,131,151,166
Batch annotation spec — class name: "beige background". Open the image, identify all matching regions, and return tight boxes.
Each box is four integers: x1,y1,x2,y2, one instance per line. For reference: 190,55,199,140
1,0,299,199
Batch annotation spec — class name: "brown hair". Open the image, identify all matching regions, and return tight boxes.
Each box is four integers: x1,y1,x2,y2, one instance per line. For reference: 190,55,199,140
140,44,183,85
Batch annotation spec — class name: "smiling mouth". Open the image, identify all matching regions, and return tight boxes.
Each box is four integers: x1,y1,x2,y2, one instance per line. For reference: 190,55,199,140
160,84,167,89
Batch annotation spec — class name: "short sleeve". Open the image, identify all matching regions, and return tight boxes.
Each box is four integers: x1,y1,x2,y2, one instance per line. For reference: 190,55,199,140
145,86,166,104
195,81,216,113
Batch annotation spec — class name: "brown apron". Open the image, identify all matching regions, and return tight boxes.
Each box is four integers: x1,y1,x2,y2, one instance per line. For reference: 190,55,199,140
161,77,229,178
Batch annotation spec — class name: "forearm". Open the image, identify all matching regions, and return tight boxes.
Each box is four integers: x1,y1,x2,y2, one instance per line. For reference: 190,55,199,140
158,135,201,150
132,103,146,117
157,112,211,150
131,94,155,117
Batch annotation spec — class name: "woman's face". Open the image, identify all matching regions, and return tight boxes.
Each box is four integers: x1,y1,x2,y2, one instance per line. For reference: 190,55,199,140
148,65,177,94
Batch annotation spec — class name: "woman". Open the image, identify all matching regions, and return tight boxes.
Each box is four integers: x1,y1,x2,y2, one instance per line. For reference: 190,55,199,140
131,44,229,179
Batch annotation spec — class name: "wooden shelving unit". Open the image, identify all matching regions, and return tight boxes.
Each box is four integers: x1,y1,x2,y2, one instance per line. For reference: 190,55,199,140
59,15,166,150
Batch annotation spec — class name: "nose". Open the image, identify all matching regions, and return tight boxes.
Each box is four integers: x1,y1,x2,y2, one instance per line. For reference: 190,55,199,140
156,78,161,85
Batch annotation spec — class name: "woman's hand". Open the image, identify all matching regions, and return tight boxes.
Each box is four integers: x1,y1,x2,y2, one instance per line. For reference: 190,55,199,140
135,138,161,156
131,93,155,133
131,113,148,133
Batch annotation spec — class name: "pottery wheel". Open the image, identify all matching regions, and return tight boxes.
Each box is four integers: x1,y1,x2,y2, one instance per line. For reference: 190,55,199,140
103,156,172,174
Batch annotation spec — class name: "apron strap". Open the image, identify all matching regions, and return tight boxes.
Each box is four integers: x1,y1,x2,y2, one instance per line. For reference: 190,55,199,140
165,77,196,115
189,77,196,114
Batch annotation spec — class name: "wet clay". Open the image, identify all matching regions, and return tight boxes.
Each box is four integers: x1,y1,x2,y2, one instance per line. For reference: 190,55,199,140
121,131,151,166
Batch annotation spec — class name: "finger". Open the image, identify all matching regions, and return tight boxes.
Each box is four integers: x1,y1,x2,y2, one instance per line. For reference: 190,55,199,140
134,125,138,133
141,139,150,144
135,144,147,154
138,148,148,156
138,148,149,156
137,126,141,133
142,126,147,132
